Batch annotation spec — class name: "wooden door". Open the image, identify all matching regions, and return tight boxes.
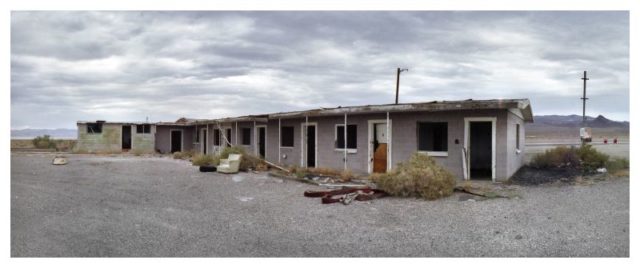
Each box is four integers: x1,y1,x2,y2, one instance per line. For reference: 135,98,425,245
372,123,388,173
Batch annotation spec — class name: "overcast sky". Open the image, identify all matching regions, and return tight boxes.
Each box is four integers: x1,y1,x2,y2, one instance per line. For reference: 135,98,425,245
11,11,629,129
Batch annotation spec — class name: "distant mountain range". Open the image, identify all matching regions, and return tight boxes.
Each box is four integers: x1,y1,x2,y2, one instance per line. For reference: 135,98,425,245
532,114,629,129
11,128,77,139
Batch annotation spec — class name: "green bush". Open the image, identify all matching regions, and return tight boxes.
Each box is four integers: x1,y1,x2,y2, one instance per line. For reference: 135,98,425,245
530,146,580,169
530,144,611,173
220,146,262,171
191,154,218,166
576,144,609,173
32,135,57,149
370,153,456,200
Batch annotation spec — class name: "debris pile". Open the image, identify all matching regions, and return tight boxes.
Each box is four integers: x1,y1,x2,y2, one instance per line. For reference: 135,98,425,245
304,187,388,205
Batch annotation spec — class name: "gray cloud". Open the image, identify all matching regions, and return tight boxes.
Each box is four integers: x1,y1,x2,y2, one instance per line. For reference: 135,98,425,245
11,11,629,129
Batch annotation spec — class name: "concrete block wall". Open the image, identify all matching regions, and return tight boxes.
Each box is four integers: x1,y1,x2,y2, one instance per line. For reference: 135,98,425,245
75,123,123,153
131,125,156,154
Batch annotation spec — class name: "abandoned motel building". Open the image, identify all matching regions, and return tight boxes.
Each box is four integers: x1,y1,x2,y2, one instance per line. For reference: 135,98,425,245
75,99,533,182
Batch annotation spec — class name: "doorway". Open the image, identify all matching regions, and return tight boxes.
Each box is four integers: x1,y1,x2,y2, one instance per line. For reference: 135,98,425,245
368,119,391,173
464,117,496,181
200,128,208,154
257,126,266,159
170,130,183,153
122,125,131,150
301,123,317,168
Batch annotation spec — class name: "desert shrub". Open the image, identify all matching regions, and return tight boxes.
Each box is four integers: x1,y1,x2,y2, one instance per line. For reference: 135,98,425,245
32,135,57,149
370,153,456,200
530,144,611,174
576,144,609,173
191,154,218,166
605,157,629,175
220,146,262,171
173,150,195,160
530,146,580,169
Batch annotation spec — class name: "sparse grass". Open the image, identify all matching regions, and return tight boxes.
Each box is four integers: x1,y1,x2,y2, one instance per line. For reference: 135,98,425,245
191,154,218,167
370,153,456,200
32,135,57,150
173,150,195,160
606,157,629,177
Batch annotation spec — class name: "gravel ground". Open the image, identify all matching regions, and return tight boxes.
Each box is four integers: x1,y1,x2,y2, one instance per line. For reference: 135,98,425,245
11,153,629,257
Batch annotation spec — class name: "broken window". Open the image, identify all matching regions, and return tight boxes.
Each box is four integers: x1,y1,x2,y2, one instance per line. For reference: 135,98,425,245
195,127,200,143
516,124,520,150
213,129,221,146
136,124,151,134
87,123,102,134
336,124,357,149
417,122,448,152
281,126,294,147
242,128,251,145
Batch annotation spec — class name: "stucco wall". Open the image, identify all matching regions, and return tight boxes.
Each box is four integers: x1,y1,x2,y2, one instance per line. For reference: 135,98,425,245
505,111,526,178
75,123,122,153
155,126,194,154
262,109,516,181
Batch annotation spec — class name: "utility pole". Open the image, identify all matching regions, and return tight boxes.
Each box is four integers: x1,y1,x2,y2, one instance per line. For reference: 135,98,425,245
581,70,589,125
395,68,408,104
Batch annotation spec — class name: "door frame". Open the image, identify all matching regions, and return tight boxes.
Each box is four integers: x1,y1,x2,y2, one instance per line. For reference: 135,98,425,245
169,129,184,153
200,128,208,154
255,125,267,159
121,125,132,150
464,117,497,182
300,122,318,168
367,119,392,174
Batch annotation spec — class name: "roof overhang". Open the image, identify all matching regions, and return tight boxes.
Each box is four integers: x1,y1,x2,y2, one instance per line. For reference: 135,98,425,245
194,115,269,125
269,99,534,122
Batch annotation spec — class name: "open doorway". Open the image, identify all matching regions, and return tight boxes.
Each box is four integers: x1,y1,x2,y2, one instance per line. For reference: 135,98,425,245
200,128,208,154
301,123,317,168
122,125,131,151
464,118,496,181
257,126,266,159
170,130,183,153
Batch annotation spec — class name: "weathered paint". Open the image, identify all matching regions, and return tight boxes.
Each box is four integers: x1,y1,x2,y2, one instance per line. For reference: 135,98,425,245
75,123,122,153
155,125,194,154
75,123,156,154
262,109,522,181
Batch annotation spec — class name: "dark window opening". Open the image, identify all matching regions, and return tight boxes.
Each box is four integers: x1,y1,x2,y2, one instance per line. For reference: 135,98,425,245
418,122,448,152
241,128,251,145
213,129,221,146
87,123,103,134
136,124,151,134
195,127,200,142
516,124,520,150
336,124,357,149
281,126,294,147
